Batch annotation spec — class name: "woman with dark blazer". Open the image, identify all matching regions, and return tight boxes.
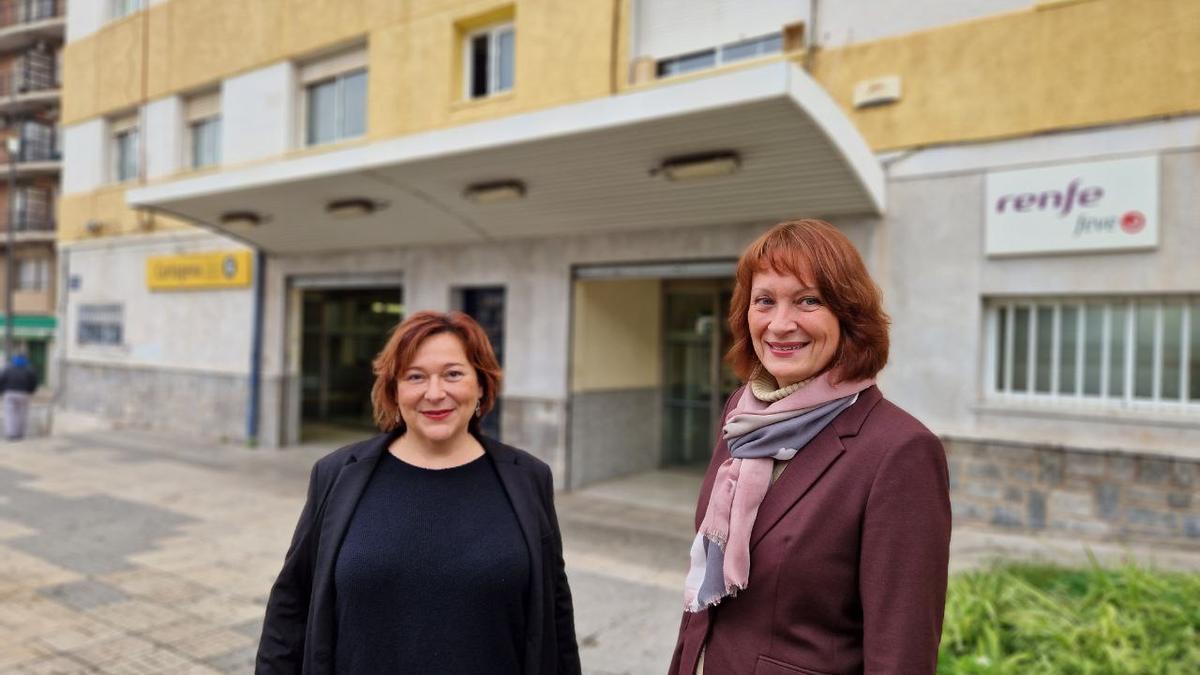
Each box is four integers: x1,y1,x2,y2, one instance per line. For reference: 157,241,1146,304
257,311,580,675
670,220,952,675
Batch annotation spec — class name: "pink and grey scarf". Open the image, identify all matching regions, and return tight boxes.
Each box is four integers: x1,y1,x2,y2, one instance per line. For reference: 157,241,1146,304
683,371,874,612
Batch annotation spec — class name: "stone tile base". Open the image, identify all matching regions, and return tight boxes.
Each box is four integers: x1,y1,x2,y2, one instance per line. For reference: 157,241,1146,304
57,361,249,444
946,437,1200,547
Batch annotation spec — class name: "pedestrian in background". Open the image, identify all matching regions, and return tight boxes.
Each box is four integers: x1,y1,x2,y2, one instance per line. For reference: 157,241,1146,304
670,220,952,674
0,354,38,441
257,311,580,675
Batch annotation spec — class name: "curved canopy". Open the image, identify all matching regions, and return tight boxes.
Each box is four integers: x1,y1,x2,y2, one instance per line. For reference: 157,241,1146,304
129,61,884,254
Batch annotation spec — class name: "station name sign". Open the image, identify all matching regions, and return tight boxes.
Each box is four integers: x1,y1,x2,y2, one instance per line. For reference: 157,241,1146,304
984,155,1158,256
146,250,253,291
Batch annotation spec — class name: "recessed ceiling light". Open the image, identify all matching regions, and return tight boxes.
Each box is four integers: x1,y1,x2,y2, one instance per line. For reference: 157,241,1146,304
218,211,264,228
463,180,526,204
655,151,741,181
325,198,382,219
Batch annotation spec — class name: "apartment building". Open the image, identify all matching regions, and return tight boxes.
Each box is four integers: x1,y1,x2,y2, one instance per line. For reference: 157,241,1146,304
59,1,1199,542
0,0,63,381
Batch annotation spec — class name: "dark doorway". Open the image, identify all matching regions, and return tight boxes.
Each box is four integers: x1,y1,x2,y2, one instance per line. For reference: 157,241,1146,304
300,287,403,438
456,286,505,439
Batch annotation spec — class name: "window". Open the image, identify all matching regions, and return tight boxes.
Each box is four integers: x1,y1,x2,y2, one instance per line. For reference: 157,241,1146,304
11,186,50,231
988,297,1200,408
720,34,784,63
110,0,145,20
20,120,55,161
656,49,716,78
110,113,139,182
15,258,50,291
300,49,367,147
657,32,783,79
78,304,123,346
465,23,514,99
185,91,221,168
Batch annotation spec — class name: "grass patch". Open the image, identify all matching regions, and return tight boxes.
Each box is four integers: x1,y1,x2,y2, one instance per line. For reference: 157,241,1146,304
939,560,1200,674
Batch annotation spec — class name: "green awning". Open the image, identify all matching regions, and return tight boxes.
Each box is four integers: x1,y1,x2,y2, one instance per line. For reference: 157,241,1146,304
0,314,56,338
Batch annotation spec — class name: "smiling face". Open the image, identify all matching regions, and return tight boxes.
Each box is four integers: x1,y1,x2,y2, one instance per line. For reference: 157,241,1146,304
748,267,841,387
395,332,483,445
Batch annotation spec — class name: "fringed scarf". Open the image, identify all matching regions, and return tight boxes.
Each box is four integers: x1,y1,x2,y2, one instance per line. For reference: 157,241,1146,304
683,369,874,612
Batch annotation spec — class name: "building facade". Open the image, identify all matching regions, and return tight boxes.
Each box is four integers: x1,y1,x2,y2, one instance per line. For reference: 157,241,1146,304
59,1,1199,542
0,0,63,381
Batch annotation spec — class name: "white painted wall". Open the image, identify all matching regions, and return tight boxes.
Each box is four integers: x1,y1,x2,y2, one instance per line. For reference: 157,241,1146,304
222,63,297,165
68,0,169,42
816,0,1031,47
143,96,183,180
61,119,107,194
262,220,789,398
66,0,109,43
878,134,1200,457
60,230,255,375
634,0,808,58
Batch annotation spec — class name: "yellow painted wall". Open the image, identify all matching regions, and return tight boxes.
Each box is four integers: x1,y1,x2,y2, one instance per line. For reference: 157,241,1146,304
63,0,619,129
811,0,1200,150
571,279,661,393
58,188,195,240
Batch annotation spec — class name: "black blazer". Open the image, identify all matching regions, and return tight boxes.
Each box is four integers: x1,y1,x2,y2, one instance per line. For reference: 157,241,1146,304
256,431,581,675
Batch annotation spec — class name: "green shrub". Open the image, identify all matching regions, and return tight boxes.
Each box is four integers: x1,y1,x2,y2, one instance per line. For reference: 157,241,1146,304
939,559,1200,674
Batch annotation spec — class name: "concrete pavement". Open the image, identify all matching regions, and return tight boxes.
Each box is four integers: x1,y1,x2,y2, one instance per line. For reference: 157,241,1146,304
0,430,1197,674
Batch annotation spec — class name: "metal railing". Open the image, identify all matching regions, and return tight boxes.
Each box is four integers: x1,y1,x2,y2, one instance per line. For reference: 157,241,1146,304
0,0,62,29
0,137,59,164
8,212,54,233
0,58,57,98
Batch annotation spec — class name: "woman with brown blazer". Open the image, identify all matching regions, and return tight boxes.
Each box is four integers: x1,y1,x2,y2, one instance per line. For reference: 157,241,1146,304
670,220,951,675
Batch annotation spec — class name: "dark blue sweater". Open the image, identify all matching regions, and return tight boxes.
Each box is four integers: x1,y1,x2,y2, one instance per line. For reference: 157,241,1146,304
334,451,530,674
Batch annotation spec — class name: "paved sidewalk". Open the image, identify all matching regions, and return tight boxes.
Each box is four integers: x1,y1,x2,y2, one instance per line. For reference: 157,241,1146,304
0,431,1198,674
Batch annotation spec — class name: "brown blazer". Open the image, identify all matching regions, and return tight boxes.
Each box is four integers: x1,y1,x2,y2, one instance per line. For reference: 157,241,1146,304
669,386,951,675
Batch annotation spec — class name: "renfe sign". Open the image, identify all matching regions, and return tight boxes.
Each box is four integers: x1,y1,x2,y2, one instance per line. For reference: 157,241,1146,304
985,155,1158,256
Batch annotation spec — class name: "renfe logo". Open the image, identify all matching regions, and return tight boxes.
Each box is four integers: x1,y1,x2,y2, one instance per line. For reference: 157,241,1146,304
993,178,1131,237
984,155,1157,256
994,178,1104,218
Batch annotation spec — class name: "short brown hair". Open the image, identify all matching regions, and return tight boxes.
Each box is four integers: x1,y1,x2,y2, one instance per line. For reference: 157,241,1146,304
370,311,503,433
727,219,889,383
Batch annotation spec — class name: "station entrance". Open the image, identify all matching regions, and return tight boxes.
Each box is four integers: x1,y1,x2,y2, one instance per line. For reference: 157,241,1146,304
568,262,737,486
299,286,404,440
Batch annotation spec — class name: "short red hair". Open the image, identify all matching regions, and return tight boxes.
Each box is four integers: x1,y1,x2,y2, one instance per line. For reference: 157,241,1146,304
727,219,889,383
371,311,503,433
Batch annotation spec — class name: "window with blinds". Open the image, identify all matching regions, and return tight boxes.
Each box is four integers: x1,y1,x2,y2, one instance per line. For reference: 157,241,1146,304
109,112,139,183
987,297,1200,408
299,48,367,147
185,90,221,169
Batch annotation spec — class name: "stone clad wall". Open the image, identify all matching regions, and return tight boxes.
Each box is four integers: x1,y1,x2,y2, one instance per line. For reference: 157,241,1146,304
945,438,1200,546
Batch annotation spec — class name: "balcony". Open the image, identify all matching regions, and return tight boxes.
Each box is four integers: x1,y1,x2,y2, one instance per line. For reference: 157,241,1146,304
0,60,58,115
0,0,64,52
3,213,55,241
1,136,61,176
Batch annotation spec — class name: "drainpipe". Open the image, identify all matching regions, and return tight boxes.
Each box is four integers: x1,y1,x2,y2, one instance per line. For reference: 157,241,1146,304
804,0,820,72
609,0,622,94
246,249,266,446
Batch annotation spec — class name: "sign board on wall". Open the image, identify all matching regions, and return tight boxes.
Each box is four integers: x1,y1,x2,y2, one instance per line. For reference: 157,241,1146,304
146,251,253,291
985,156,1158,256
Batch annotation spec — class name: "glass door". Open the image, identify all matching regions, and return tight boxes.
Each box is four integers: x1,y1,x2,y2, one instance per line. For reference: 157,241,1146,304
662,280,737,466
457,286,505,439
301,287,403,434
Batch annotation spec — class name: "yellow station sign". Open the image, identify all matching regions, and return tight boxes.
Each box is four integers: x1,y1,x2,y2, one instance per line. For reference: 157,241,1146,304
146,250,253,290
